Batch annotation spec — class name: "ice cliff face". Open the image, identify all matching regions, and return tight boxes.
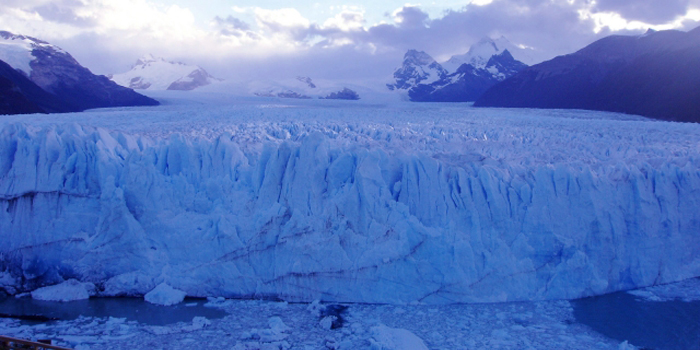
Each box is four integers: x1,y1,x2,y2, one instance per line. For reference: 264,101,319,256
1,115,700,303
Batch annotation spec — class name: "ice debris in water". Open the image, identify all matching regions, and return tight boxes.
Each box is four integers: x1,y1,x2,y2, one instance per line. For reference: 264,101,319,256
31,279,96,302
144,283,187,306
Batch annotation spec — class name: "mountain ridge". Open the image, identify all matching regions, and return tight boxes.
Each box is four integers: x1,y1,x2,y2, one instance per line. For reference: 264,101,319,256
474,27,700,123
111,55,219,91
0,30,158,114
387,39,528,102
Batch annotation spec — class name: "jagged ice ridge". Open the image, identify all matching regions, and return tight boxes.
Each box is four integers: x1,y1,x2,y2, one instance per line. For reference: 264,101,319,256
1,101,700,304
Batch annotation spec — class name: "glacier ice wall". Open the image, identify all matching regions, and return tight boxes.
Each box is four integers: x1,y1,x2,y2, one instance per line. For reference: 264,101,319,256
1,121,700,304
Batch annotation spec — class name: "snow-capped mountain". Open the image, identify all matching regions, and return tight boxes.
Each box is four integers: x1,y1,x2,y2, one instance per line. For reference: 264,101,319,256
410,50,527,102
386,50,448,91
475,26,700,123
0,31,158,113
442,36,536,72
111,55,219,91
387,44,527,102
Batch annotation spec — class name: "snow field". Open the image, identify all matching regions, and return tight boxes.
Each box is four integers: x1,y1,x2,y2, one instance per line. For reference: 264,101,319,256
1,98,700,304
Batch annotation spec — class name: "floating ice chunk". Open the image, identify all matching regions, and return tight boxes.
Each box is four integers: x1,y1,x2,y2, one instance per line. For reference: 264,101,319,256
307,300,323,317
181,316,212,332
144,283,186,306
370,324,428,350
618,340,638,350
268,316,291,333
319,316,336,330
145,325,176,335
31,279,96,302
627,278,700,302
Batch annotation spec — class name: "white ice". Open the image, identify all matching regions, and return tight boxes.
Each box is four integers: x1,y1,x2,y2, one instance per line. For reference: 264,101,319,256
371,324,428,350
1,93,700,305
627,277,700,302
30,279,96,302
144,283,187,306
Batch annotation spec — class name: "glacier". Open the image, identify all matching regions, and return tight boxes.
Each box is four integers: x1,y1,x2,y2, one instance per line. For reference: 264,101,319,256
1,96,700,304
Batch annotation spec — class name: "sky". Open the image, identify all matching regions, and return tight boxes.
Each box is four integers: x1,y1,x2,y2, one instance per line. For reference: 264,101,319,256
1,0,700,81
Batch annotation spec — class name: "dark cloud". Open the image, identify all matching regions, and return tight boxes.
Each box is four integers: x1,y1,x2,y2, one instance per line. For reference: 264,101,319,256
212,15,250,36
593,0,690,24
33,0,97,27
318,0,605,65
393,6,430,29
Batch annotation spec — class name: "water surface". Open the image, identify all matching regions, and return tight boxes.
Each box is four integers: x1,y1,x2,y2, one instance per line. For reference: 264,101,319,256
0,296,227,325
573,291,700,350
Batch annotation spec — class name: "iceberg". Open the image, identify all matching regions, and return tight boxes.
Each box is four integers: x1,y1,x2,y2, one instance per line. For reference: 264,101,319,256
31,279,96,302
1,103,699,304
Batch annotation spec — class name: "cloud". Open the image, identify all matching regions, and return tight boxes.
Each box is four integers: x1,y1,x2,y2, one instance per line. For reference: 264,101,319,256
212,15,250,36
392,5,430,29
255,7,310,40
593,0,690,24
322,9,365,31
1,0,698,80
32,0,97,27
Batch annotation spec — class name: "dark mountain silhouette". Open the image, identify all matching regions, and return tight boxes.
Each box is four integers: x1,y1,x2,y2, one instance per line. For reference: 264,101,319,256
475,27,700,123
0,59,71,114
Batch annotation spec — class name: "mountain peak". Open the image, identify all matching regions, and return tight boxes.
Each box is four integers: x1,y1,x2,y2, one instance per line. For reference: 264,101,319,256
403,49,437,66
443,35,536,72
387,49,447,91
113,56,219,91
134,54,159,66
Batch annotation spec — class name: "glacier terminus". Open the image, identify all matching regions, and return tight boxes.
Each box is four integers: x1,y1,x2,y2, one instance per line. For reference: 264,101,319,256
1,95,699,305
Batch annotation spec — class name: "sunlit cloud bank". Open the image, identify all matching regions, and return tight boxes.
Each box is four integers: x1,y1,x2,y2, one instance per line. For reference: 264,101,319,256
0,0,698,80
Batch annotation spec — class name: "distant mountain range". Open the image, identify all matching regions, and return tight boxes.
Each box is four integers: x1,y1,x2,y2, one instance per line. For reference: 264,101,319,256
252,76,361,100
0,31,158,115
388,37,529,102
475,27,700,123
110,55,219,91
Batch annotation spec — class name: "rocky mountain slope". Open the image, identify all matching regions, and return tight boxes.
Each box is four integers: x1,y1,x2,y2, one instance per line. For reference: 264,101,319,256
0,31,158,114
475,27,700,123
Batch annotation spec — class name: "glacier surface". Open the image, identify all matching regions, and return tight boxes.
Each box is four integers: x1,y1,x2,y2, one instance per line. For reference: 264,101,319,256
1,94,700,304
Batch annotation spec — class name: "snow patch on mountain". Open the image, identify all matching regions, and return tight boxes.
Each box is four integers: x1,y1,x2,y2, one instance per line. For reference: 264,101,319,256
0,31,65,76
111,55,219,91
0,35,34,75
